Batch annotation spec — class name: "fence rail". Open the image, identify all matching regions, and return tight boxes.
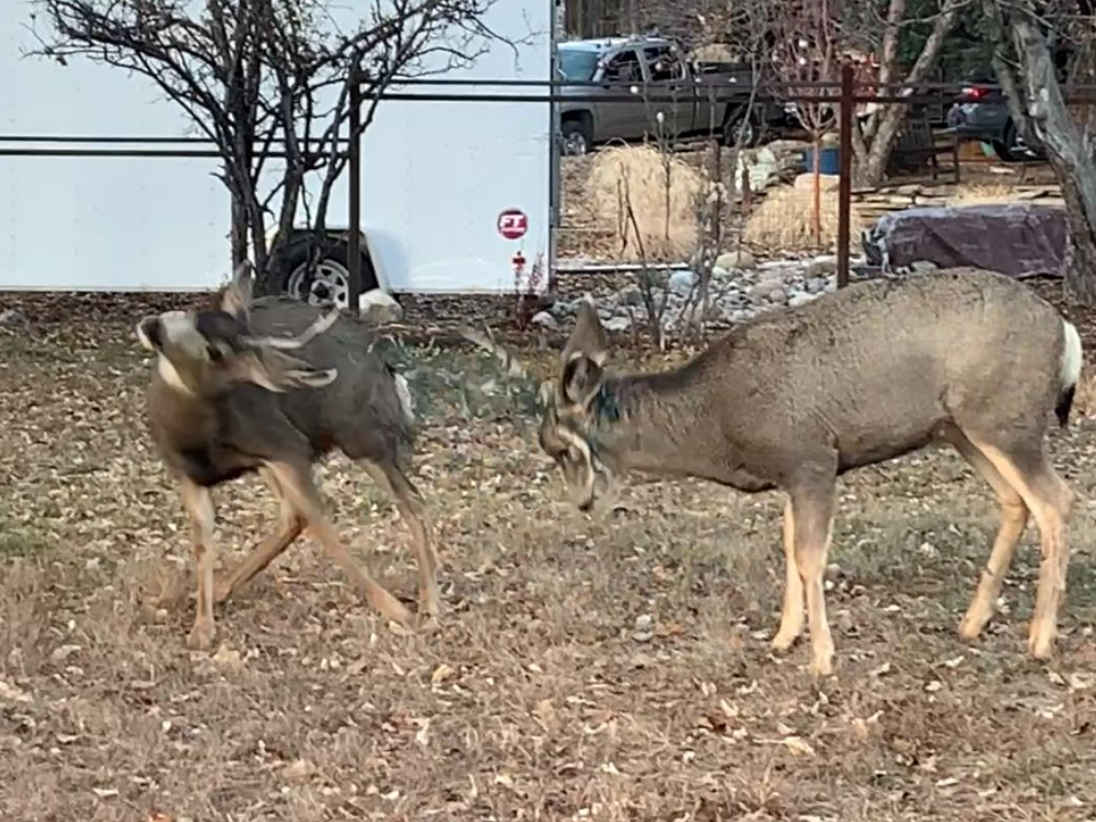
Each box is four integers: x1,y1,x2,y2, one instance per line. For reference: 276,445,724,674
1,70,1083,305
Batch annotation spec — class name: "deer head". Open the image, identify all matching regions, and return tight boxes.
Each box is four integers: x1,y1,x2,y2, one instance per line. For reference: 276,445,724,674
135,263,339,397
537,299,623,513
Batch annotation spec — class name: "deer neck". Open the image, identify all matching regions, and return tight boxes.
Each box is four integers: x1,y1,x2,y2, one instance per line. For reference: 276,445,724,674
592,369,705,478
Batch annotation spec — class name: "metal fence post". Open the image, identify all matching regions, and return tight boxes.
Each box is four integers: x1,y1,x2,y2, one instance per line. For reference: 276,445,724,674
837,61,854,290
347,73,363,315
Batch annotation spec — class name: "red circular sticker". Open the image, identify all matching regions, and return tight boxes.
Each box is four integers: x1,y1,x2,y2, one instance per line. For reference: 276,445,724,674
497,208,528,240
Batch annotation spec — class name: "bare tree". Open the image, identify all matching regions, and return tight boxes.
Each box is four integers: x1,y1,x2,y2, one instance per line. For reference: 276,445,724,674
30,0,517,293
844,0,968,186
981,0,1096,303
769,0,842,245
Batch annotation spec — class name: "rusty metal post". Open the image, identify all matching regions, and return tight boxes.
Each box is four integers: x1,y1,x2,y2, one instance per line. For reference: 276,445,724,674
347,72,363,315
836,61,854,290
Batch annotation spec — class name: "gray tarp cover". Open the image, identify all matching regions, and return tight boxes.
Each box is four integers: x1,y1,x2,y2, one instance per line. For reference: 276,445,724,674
861,203,1067,278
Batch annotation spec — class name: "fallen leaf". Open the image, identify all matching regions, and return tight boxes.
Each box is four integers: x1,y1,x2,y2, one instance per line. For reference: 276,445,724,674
431,664,456,685
870,661,892,678
415,719,431,747
533,698,558,733
50,644,81,663
211,644,243,671
0,680,32,703
281,759,317,783
782,736,816,757
1067,672,1095,691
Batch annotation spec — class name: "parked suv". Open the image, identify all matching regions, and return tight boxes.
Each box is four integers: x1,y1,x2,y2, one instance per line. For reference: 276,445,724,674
945,73,1043,162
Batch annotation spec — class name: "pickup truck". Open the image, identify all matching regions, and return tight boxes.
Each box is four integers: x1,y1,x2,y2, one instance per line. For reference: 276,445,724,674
556,35,782,154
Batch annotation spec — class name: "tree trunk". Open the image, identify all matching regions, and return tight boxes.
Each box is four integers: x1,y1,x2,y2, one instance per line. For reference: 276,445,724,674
230,193,248,270
1057,163,1096,304
850,0,963,188
812,135,822,245
1011,13,1096,304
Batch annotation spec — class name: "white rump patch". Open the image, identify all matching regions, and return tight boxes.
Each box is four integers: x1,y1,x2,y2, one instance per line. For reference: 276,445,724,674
394,373,415,423
1061,319,1083,390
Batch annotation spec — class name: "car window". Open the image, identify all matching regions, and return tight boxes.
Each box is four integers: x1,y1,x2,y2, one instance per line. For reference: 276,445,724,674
602,49,643,83
558,49,600,82
644,46,686,83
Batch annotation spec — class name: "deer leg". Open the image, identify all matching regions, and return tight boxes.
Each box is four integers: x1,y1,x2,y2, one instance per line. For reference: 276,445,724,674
214,467,304,605
180,479,217,651
946,431,1030,640
266,461,414,627
788,469,838,678
772,499,804,652
966,437,1074,660
364,461,441,623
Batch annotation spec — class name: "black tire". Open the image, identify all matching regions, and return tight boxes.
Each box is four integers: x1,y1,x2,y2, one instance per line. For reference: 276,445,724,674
721,105,762,148
561,118,593,156
270,237,379,311
992,119,1038,163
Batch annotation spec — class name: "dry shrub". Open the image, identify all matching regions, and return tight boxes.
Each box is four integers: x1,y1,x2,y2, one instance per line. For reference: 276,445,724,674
947,183,1017,207
588,144,705,263
743,180,863,251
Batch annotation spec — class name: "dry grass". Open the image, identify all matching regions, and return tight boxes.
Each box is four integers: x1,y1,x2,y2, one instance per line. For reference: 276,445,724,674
744,177,864,252
2,295,1096,821
946,183,1018,207
588,144,706,263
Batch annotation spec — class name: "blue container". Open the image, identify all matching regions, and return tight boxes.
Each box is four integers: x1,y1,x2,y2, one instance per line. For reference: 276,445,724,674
805,145,841,175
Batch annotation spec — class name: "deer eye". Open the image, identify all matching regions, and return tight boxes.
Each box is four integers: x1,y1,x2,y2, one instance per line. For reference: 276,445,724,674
207,345,225,363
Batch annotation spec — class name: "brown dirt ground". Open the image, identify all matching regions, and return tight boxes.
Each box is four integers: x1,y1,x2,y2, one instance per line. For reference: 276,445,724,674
2,282,1096,822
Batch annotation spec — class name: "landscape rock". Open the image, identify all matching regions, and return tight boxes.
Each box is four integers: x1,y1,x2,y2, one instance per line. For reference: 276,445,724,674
748,280,786,302
357,289,403,324
789,292,820,308
0,309,27,329
715,250,755,271
617,285,644,306
531,311,558,330
806,257,837,278
573,254,860,337
603,316,632,332
668,270,698,296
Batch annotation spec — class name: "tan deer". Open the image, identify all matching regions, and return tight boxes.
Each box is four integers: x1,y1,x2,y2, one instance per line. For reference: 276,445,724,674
493,268,1082,677
136,266,437,650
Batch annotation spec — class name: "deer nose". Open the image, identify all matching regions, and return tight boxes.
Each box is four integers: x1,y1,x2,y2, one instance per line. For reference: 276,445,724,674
578,498,593,513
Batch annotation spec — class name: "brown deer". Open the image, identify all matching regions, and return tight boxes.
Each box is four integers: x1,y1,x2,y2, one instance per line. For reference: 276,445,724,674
136,266,437,650
520,268,1082,677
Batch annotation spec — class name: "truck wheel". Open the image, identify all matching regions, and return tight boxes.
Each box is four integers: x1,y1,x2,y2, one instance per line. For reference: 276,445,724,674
721,107,761,148
561,119,593,156
276,239,379,311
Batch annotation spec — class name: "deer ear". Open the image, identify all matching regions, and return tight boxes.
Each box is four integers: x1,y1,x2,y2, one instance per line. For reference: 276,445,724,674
560,353,604,407
218,262,253,319
561,297,608,369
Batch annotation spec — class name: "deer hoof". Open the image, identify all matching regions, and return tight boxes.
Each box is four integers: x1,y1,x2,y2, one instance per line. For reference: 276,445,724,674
771,629,801,653
1028,626,1056,660
187,618,215,651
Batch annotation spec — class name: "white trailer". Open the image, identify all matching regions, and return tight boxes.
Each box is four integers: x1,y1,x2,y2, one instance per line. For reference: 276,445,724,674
0,0,556,304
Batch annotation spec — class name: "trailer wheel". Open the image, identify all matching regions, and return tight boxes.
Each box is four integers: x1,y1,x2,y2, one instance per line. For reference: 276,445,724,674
278,239,379,311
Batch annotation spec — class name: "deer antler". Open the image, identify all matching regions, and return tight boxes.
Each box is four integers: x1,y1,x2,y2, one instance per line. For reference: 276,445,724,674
241,308,340,350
